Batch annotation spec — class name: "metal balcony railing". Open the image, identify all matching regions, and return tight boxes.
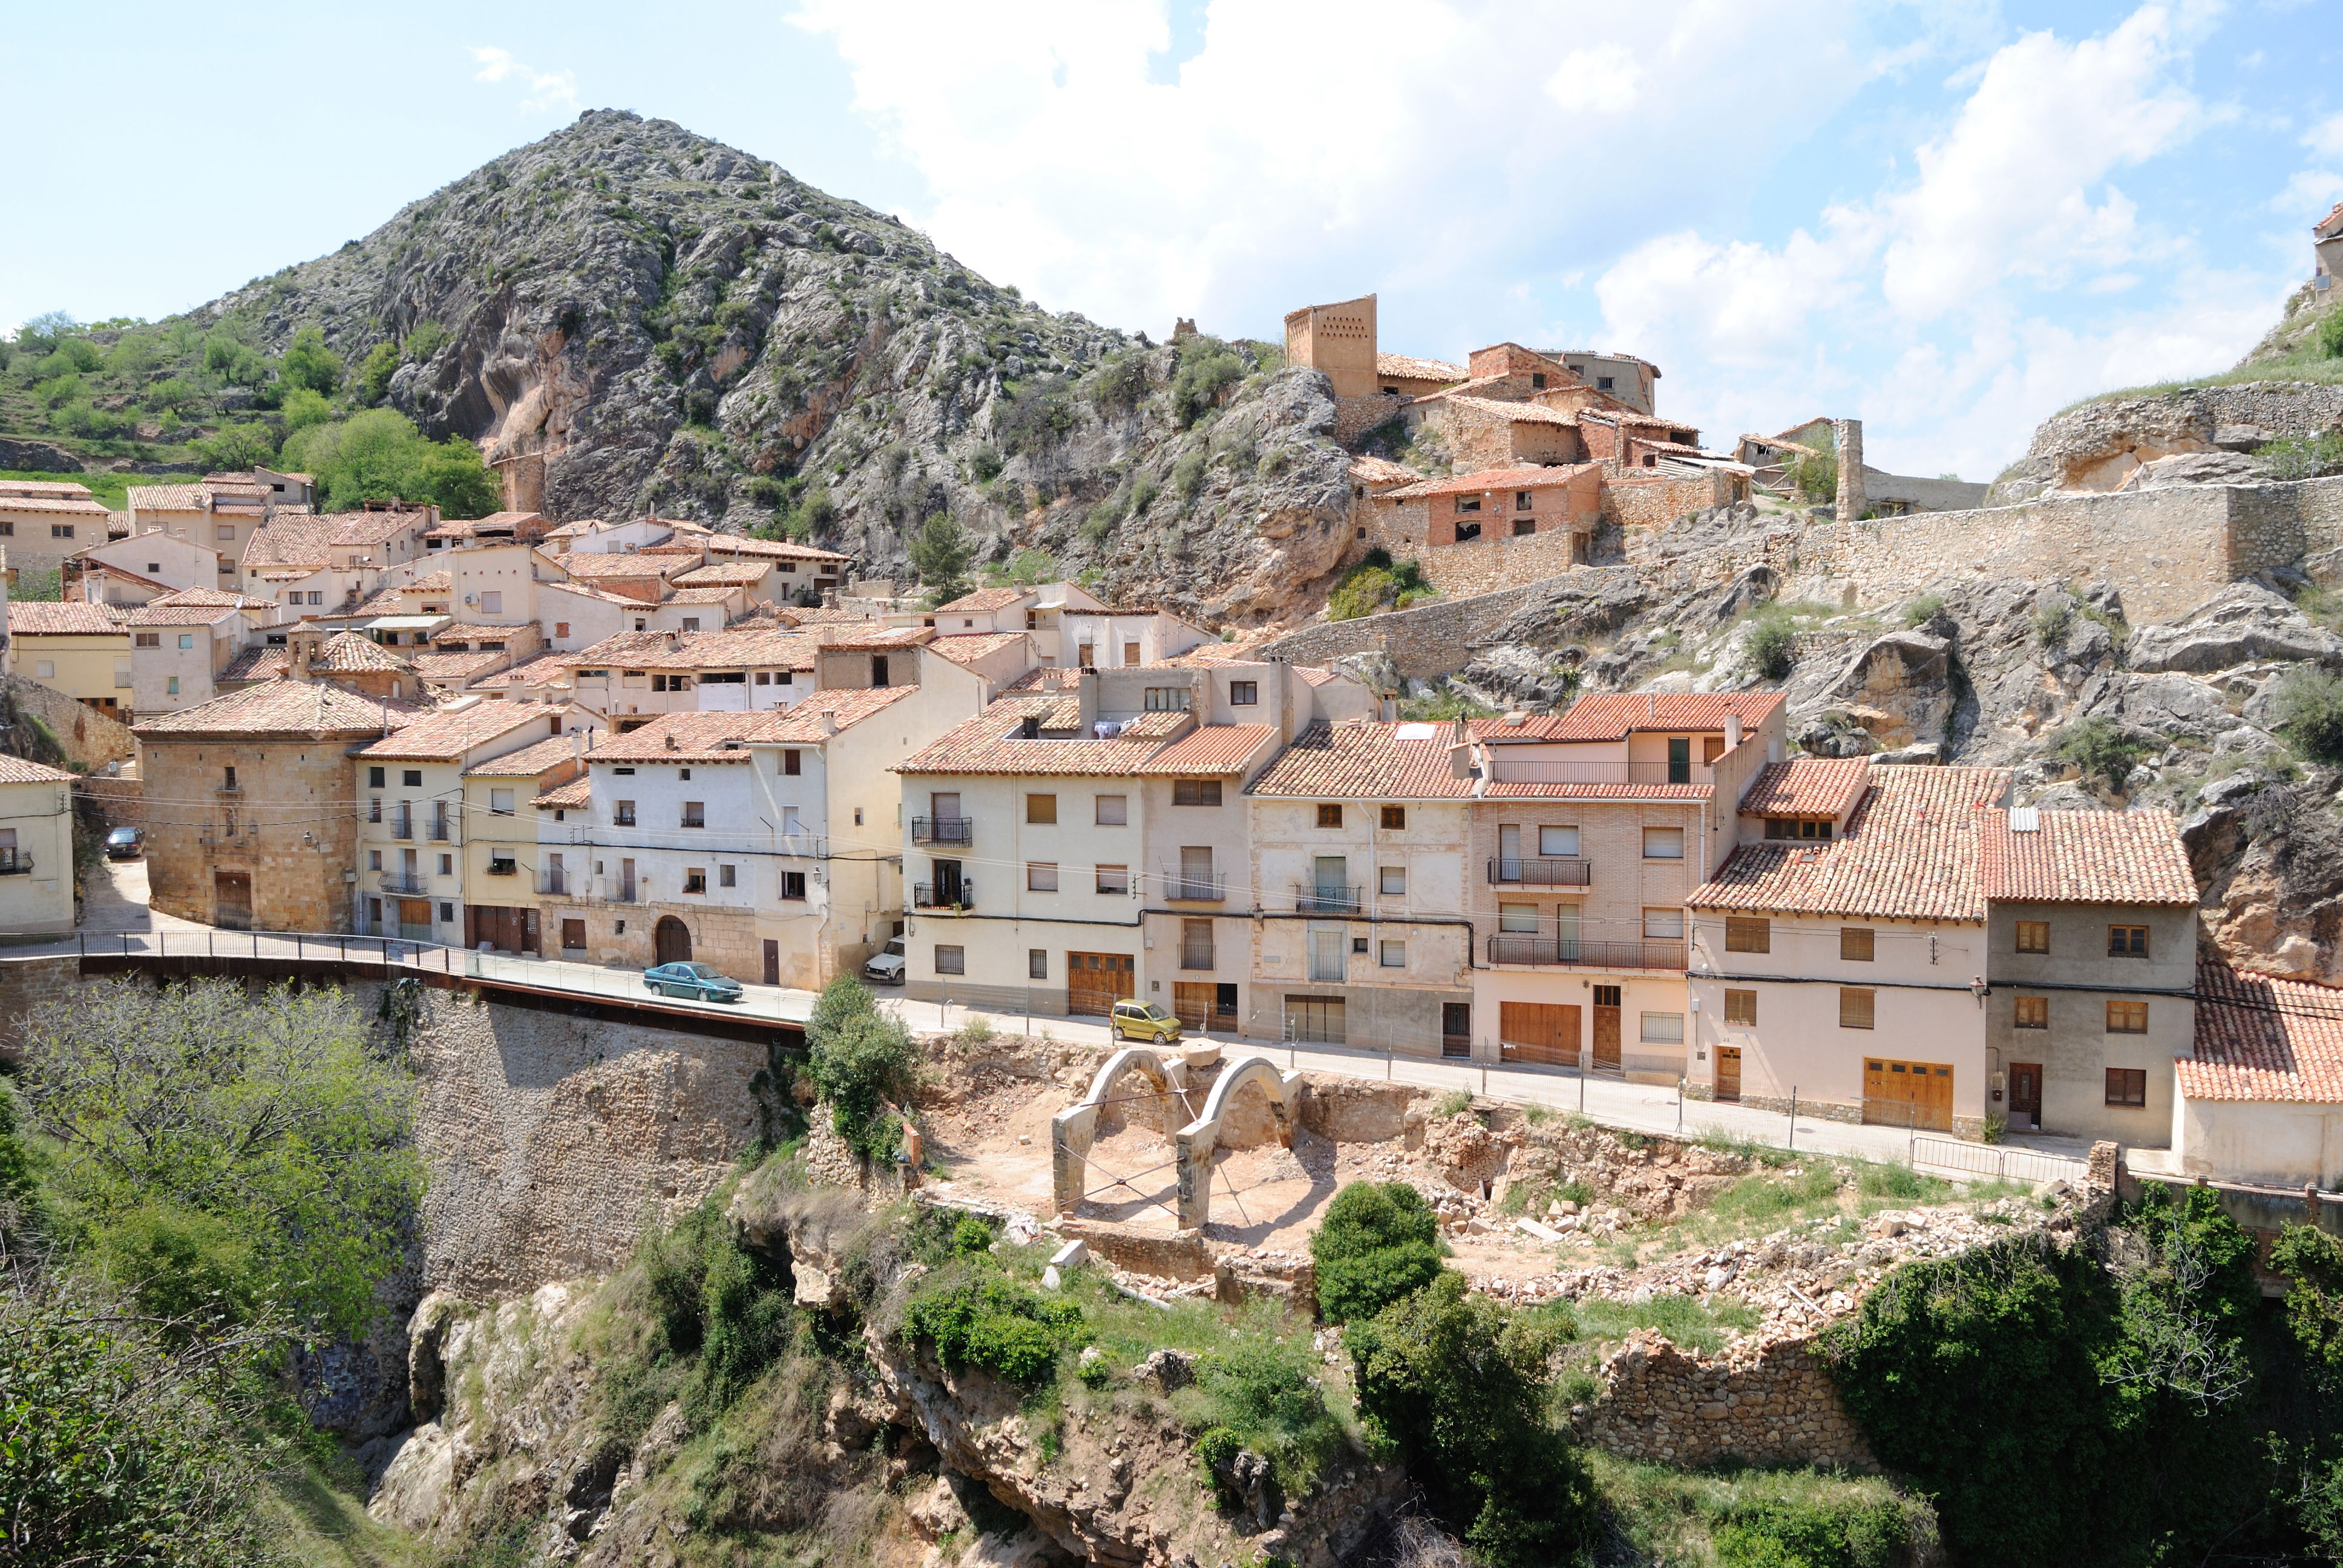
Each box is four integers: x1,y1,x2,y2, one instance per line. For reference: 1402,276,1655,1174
390,818,414,841
912,816,973,846
1294,884,1365,916
611,881,638,904
379,874,430,895
1487,856,1593,887
1161,869,1226,901
1484,934,1686,971
913,881,974,911
1179,944,1215,971
1486,759,1712,786
539,869,569,897
0,850,33,875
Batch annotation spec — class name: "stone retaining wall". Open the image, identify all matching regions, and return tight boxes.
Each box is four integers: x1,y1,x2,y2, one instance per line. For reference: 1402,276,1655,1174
1254,571,1582,680
1603,470,1737,533
76,774,142,828
1579,1328,1874,1469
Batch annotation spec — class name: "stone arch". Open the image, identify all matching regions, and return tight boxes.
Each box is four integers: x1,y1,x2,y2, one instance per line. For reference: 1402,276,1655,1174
1049,1047,1195,1216
654,916,692,965
1172,1055,1305,1232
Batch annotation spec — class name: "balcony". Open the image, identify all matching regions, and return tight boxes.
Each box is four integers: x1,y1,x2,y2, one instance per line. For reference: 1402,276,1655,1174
1486,760,1713,786
390,818,415,841
1294,883,1365,916
379,874,430,895
1487,857,1593,887
428,816,454,843
914,881,974,912
539,869,570,897
1485,934,1686,971
1179,942,1215,971
485,860,519,878
0,850,33,876
913,815,974,847
1161,868,1226,901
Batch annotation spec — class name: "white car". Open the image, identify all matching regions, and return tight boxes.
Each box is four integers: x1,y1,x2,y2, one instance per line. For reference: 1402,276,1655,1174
863,935,906,985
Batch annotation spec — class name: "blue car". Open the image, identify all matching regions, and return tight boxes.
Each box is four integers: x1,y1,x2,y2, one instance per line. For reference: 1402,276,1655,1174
643,961,746,1003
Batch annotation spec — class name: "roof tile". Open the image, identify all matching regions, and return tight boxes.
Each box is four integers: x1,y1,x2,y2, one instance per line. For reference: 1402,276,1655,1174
2184,962,2343,1103
135,678,419,737
1247,721,1476,800
1689,766,2014,921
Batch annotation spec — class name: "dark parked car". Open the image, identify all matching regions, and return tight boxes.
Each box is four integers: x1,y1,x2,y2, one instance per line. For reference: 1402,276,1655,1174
104,826,143,860
643,961,745,1003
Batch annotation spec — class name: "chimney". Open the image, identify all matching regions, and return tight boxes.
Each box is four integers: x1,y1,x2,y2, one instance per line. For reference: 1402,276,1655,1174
1726,711,1743,751
818,708,839,736
1075,667,1099,735
664,733,678,750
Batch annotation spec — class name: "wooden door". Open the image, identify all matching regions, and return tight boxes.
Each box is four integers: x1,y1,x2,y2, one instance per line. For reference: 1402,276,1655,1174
1499,1001,1581,1066
1863,1058,1954,1132
1593,984,1622,1070
1442,1002,1472,1059
1716,1046,1742,1102
2008,1062,2042,1131
654,916,692,966
1172,982,1216,1031
562,918,587,953
214,872,252,931
398,899,433,941
1067,952,1133,1016
764,939,781,986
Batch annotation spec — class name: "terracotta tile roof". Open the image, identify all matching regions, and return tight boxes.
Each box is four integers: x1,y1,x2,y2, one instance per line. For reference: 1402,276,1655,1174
703,535,853,563
817,626,931,650
589,710,774,762
2318,201,2343,242
568,630,685,668
928,632,1030,667
218,646,292,682
674,627,820,668
896,697,1170,777
242,513,421,568
1374,352,1466,382
313,632,414,673
1737,758,1874,818
781,606,881,626
1132,724,1280,776
346,588,410,616
491,652,575,690
756,684,917,741
2184,962,2343,1103
423,511,543,540
408,570,453,592
428,622,525,646
1634,439,1711,457
1295,665,1345,687
1979,808,2197,907
0,479,96,501
8,601,121,635
412,649,510,683
665,585,747,606
120,600,239,627
463,734,584,778
1247,721,1478,800
535,773,594,809
1480,780,1714,801
662,561,764,587
1387,462,1600,502
135,677,418,737
1349,455,1423,487
1418,392,1579,427
1487,692,1785,743
126,483,204,512
151,587,269,610
1689,766,2013,921
359,701,553,761
934,586,1032,615
542,518,606,540
1003,667,1084,692
559,552,677,580
0,754,76,784
0,494,111,517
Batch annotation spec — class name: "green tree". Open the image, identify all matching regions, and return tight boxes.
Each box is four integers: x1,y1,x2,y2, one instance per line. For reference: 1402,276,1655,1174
1745,613,1798,681
2276,668,2343,765
17,978,422,1336
1346,1270,1594,1567
356,340,401,405
1309,1181,1443,1324
278,325,341,396
278,385,336,437
192,422,280,473
908,512,975,602
280,408,499,518
1170,335,1246,428
804,976,919,1161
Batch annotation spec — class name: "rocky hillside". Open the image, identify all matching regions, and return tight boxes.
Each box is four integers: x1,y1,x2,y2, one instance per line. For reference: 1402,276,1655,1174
194,109,1351,624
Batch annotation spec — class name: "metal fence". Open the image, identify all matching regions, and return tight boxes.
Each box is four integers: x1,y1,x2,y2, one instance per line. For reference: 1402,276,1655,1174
1912,1135,2082,1184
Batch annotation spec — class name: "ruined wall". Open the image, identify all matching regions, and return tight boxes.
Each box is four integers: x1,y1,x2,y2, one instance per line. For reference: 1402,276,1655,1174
2,673,134,768
1407,526,1588,598
1334,393,1406,445
1579,1329,1875,1469
1602,470,1736,533
1256,570,1585,681
0,954,85,1060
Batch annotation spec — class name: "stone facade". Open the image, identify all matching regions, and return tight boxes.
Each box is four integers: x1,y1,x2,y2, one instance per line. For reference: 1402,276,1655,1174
1257,569,1593,681
1579,1328,1875,1469
1333,393,1406,445
1602,469,1740,533
0,954,85,1060
2,672,134,768
1834,417,1867,522
139,728,368,933
539,898,763,977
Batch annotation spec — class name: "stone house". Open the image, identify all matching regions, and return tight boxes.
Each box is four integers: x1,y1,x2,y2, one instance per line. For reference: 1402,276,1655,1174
6,600,131,719
134,678,416,932
1467,693,1785,1081
2313,199,2343,296
0,756,81,933
894,581,1213,673
0,480,117,587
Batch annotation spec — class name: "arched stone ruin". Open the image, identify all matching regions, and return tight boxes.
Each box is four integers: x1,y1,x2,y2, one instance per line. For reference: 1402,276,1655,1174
1050,1048,1305,1230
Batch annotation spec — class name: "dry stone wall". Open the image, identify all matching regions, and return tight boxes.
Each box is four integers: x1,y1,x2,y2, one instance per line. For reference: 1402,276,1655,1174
1579,1328,1874,1469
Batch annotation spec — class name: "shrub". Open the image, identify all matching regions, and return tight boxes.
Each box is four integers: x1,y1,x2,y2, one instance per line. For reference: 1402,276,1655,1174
967,443,1004,482
279,324,341,396
1170,336,1246,428
1311,1181,1444,1325
2053,714,2149,792
1171,449,1207,500
2275,668,2343,765
907,512,975,602
2033,598,2073,647
1090,351,1150,410
402,319,450,364
2320,307,2343,361
1745,615,1797,680
1902,592,1945,627
1786,443,1838,503
903,1275,1084,1383
1348,1271,1595,1567
804,977,919,1161
634,1198,795,1424
356,340,401,405
997,376,1075,457
2258,431,2343,480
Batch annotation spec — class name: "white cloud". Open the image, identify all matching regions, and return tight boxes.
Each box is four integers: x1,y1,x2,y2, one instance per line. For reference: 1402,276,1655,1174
1548,45,1643,114
2306,110,2343,158
471,45,579,116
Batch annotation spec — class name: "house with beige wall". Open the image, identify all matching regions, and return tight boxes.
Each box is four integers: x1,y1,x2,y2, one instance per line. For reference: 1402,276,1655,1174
0,480,115,588
7,600,131,718
0,756,82,932
459,733,588,955
2178,963,2343,1186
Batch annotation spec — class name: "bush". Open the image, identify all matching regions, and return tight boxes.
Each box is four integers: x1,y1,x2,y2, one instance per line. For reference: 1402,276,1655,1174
278,407,499,517
356,341,401,405
1170,336,1245,428
907,512,975,603
1311,1181,1444,1325
1745,615,1797,680
279,325,341,396
997,376,1075,457
2053,714,2150,792
2258,431,2343,480
1786,443,1838,503
634,1197,796,1425
804,976,919,1161
903,1274,1084,1383
1090,351,1150,411
1902,592,1945,628
1348,1270,1595,1567
2319,307,2343,361
1171,449,1207,500
2275,668,2343,765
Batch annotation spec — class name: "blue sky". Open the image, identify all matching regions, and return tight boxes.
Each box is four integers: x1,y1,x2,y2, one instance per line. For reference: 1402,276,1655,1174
10,1,2342,479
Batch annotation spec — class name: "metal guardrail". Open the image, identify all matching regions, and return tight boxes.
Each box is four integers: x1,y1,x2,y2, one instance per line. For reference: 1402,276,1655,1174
379,875,429,895
1913,1135,2082,1184
1486,760,1712,785
1486,935,1685,970
1294,884,1365,915
1488,857,1592,887
913,881,973,910
911,816,973,846
1161,869,1226,901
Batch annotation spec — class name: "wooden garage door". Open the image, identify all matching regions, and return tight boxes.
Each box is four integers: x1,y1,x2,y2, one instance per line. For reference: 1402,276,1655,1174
1864,1057,1953,1132
1499,1002,1581,1066
1172,982,1217,1032
1067,952,1134,1017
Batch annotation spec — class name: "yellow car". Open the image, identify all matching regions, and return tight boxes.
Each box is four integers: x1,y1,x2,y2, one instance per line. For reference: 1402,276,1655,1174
1109,999,1184,1044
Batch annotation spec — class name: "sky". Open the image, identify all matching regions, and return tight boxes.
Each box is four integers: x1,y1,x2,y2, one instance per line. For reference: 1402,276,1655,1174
9,0,2342,479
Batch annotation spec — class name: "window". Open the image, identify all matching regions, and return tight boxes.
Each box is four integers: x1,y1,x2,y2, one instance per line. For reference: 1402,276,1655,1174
1840,988,1876,1030
479,591,502,613
439,902,454,923
1597,374,1615,390
51,524,73,539
563,918,586,951
1095,794,1127,826
1026,793,1057,825
1539,825,1579,857
1352,936,1370,955
555,622,569,639
1515,489,1535,509
1642,1012,1686,1044
935,944,966,976
781,871,807,900
1122,641,1141,665
719,864,736,888
783,749,801,776
1380,866,1406,896
2016,995,2048,1029
224,765,237,791
1455,495,1482,514
179,633,194,650
1027,862,1059,892
217,524,235,541
135,632,160,648
1380,941,1406,968
681,802,705,828
681,618,700,633
166,676,179,695
1317,803,1343,829
1643,826,1685,859
1381,805,1406,830
1029,949,1049,979
1231,681,1258,705
614,800,636,826
369,851,382,870
2016,921,2050,953
490,788,515,815
403,769,422,787
2106,1068,2147,1106
2109,925,2149,958
1724,916,1770,953
2107,999,2149,1034
437,853,453,875
1643,907,1685,939
368,766,386,788
1724,988,1757,1025
33,662,51,680
684,867,707,894
1513,518,1536,537
1144,687,1193,711
1841,927,1875,962
1499,903,1539,933
1173,779,1222,806
1095,864,1129,895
